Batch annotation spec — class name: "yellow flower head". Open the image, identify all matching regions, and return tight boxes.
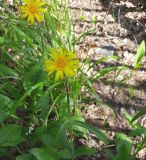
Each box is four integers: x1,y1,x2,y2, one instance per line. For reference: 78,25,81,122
44,48,79,81
19,0,46,24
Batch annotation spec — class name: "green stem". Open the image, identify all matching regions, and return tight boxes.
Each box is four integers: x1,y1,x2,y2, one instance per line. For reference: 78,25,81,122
38,24,44,55
65,76,70,115
64,76,75,160
44,95,60,126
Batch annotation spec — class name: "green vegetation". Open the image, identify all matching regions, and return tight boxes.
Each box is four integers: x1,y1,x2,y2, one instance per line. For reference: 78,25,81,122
0,0,146,159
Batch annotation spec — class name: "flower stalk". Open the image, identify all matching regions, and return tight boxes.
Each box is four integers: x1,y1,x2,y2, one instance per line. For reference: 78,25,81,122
64,76,75,159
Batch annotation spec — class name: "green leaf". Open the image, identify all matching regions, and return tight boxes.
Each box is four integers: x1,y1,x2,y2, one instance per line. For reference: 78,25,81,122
39,92,49,119
23,62,45,90
0,94,14,123
114,133,133,160
1,83,22,99
30,148,59,160
129,86,134,98
134,40,145,69
70,116,88,136
116,133,132,152
16,82,44,108
0,148,9,157
93,66,127,79
85,79,100,104
0,37,4,44
75,29,95,44
75,146,96,157
131,108,146,123
41,120,69,149
123,109,137,128
0,94,14,109
0,64,18,77
16,154,33,160
0,112,8,124
58,149,72,159
104,149,114,160
72,121,109,144
88,56,119,71
113,144,133,160
129,127,146,136
0,125,25,146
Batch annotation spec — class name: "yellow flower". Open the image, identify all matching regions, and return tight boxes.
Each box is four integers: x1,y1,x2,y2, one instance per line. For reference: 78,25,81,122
19,0,46,24
44,48,79,81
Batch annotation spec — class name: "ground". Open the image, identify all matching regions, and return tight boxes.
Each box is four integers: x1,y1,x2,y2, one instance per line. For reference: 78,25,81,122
68,0,146,159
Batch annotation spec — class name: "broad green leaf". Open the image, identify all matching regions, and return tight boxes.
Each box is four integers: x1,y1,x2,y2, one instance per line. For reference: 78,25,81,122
113,144,133,160
42,120,69,149
0,94,14,123
72,121,109,144
23,62,45,90
134,40,145,69
75,146,96,157
30,148,59,160
0,125,25,146
0,111,8,124
104,149,114,160
0,148,9,157
116,133,132,152
58,149,72,159
131,108,146,123
129,127,146,136
69,116,87,137
114,133,133,160
16,154,33,160
39,92,49,119
0,94,14,109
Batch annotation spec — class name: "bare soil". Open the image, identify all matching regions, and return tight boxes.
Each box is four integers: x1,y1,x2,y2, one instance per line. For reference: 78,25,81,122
69,0,146,159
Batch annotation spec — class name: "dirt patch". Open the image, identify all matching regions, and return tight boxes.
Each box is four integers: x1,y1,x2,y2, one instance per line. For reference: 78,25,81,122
69,0,146,159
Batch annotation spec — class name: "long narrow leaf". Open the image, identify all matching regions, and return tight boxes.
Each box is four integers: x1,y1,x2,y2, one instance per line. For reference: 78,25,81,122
72,120,109,144
134,40,145,69
131,108,146,123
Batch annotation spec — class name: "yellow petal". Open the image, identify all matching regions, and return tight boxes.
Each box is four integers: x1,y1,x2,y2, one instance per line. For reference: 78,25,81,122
64,67,76,77
68,60,79,68
20,0,46,24
35,14,44,22
23,0,30,4
58,48,64,55
21,13,28,18
45,64,56,72
27,15,34,24
44,60,54,65
19,6,28,12
47,69,55,75
50,51,59,59
68,52,77,59
55,71,64,81
37,2,46,7
38,8,47,13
